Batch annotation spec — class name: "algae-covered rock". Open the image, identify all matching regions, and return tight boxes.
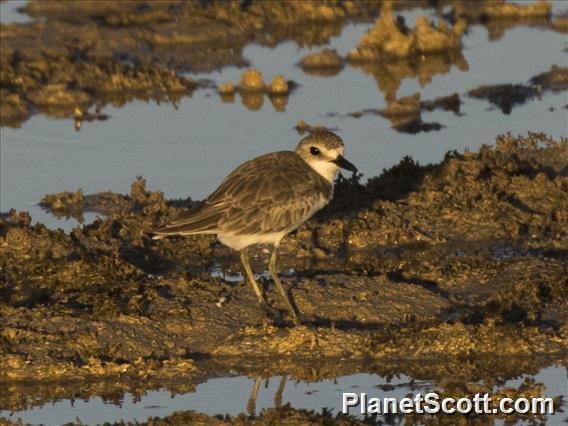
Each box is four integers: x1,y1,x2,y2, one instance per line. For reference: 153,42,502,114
0,90,29,128
299,48,344,76
218,82,236,95
221,71,294,111
551,15,568,33
239,68,265,92
530,65,568,92
347,1,466,61
267,75,289,95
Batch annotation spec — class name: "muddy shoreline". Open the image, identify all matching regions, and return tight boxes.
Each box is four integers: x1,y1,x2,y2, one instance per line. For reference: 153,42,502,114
1,133,566,392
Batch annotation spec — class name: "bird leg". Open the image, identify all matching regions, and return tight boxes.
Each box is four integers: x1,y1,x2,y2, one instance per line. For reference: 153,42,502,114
246,377,261,416
274,375,287,410
269,247,301,325
240,249,276,317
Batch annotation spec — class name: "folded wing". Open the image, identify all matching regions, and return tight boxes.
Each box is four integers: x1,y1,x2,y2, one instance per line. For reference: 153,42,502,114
153,151,332,239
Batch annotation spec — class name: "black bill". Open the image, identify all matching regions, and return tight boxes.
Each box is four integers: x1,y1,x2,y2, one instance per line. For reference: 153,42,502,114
331,155,358,173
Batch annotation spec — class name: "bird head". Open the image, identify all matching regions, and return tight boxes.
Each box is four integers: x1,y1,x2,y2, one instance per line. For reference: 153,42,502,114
295,128,357,182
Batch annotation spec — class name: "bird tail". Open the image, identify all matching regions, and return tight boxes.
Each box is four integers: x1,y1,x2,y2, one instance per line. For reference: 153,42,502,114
152,203,222,240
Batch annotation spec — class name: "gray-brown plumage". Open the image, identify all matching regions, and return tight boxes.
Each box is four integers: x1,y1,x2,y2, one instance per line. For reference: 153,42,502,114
153,129,357,324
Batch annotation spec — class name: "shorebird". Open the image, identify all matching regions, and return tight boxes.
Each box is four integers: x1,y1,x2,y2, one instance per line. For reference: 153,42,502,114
153,129,357,324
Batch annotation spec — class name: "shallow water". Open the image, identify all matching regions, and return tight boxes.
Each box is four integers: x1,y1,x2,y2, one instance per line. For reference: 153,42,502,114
2,365,566,425
1,6,566,231
0,0,31,25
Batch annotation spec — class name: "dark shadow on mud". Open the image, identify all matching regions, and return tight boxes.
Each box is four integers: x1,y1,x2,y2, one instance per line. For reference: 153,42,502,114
321,153,435,218
386,269,449,298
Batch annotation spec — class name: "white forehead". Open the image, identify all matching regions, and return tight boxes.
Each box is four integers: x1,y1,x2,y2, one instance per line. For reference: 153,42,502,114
323,147,343,158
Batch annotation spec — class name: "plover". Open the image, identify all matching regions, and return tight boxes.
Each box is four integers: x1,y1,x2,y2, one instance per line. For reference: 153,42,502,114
153,129,357,324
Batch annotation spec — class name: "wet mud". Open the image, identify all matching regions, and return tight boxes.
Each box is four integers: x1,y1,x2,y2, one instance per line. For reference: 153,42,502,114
1,133,566,393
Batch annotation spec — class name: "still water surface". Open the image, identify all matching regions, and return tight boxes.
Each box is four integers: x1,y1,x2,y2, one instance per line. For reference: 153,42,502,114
2,366,566,425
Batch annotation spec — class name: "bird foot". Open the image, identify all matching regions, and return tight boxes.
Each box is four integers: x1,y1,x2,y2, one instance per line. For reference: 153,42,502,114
259,303,303,327
276,309,305,327
257,300,306,327
288,313,306,327
260,302,280,319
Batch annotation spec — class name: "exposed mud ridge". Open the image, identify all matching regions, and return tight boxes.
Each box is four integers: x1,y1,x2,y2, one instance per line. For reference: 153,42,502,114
298,48,345,77
1,133,567,384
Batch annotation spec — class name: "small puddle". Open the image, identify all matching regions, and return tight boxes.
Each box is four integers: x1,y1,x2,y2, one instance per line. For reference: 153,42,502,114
1,365,566,425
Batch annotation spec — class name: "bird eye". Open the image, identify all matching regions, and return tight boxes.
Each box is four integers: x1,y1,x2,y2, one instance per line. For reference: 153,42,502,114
310,147,320,156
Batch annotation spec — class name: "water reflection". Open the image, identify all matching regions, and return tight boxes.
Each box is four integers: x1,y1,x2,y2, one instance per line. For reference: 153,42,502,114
351,51,469,104
1,362,565,424
347,51,469,132
450,0,554,41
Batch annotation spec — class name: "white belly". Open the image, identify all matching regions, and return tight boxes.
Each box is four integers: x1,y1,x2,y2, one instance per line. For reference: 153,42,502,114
218,231,289,251
217,192,331,251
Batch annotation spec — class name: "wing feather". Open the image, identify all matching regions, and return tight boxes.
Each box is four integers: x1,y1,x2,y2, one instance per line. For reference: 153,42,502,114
213,152,332,235
153,151,332,239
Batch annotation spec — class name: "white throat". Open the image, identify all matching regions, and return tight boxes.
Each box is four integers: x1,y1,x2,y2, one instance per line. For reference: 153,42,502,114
309,160,340,183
